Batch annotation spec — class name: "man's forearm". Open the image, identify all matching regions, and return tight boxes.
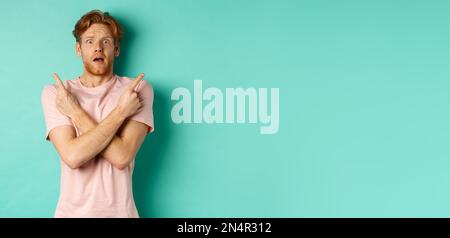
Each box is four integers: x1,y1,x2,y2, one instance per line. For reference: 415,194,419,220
70,107,129,165
66,107,126,167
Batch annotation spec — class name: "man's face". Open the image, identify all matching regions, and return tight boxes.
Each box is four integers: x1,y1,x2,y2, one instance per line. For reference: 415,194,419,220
76,23,119,76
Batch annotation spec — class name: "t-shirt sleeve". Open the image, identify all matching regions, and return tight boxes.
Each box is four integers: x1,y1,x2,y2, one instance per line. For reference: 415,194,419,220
129,80,155,134
41,85,73,141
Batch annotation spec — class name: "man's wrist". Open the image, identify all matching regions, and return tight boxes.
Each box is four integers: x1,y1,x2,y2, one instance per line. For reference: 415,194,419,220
69,106,85,122
111,107,127,123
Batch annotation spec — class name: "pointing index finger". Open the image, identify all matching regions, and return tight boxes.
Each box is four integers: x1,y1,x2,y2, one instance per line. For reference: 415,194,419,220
52,73,66,91
129,73,144,92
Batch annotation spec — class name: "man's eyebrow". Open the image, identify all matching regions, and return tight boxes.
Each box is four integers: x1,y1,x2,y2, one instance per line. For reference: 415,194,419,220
83,36,113,40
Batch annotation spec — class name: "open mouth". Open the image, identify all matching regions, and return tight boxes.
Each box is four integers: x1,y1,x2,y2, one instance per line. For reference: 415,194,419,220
93,57,105,63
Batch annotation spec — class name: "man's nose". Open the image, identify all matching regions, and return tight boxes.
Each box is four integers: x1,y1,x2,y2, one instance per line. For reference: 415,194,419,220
94,42,103,52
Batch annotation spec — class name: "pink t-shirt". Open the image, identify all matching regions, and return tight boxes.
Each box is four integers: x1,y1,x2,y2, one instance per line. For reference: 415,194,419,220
41,74,154,218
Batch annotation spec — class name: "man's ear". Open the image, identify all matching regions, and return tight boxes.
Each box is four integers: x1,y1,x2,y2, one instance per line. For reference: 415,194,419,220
76,42,82,57
115,42,120,57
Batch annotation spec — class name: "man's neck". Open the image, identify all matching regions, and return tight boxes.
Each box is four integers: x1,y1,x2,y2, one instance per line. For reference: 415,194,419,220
80,71,114,88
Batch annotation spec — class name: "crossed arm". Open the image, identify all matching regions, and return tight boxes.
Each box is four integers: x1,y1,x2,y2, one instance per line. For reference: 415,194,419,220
48,73,149,170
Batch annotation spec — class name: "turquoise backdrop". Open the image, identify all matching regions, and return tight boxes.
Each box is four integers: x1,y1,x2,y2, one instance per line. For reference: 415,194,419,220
1,0,450,217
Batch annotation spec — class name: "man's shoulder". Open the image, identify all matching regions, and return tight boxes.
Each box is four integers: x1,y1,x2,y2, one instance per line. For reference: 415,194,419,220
115,74,153,92
41,84,57,96
42,78,77,92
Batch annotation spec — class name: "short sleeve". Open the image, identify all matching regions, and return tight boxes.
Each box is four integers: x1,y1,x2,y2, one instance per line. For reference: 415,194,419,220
129,80,155,134
41,85,73,141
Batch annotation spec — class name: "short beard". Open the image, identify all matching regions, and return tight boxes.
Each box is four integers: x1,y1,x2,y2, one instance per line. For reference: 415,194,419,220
84,60,113,76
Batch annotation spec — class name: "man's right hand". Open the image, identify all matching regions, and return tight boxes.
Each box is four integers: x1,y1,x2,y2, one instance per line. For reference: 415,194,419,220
117,73,144,119
53,73,82,118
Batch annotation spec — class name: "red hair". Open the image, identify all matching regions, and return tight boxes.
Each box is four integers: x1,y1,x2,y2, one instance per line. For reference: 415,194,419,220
73,10,123,44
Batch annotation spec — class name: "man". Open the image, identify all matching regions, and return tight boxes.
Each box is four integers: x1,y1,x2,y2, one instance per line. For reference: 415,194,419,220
41,10,154,218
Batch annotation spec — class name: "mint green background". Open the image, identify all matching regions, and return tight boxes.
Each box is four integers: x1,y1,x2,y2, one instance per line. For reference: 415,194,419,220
1,0,450,217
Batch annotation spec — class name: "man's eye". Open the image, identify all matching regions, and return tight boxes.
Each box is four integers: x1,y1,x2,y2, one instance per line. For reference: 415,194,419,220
86,40,93,44
103,40,109,44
